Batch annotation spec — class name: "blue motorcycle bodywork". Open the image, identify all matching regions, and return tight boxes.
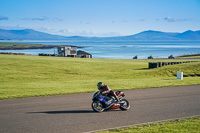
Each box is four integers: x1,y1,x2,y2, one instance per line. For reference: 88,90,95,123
98,96,108,104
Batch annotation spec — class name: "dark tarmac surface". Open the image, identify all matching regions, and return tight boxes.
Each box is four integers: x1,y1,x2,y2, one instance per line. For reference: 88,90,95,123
0,85,200,133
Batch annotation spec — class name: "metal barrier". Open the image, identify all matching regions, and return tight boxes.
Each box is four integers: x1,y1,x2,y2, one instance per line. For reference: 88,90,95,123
149,61,199,69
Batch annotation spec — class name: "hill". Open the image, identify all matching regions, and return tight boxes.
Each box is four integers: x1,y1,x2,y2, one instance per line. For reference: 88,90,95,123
127,30,179,40
0,29,200,40
0,29,68,40
124,30,200,40
175,30,200,40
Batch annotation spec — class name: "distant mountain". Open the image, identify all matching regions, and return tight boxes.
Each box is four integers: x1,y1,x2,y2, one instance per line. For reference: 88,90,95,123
0,29,200,40
175,30,200,40
123,30,200,40
0,29,68,40
127,30,179,40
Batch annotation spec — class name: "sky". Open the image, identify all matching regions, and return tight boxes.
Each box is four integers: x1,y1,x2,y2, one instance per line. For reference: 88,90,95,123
0,0,200,37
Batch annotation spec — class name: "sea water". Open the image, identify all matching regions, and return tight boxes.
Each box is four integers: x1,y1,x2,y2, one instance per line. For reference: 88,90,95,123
0,40,200,59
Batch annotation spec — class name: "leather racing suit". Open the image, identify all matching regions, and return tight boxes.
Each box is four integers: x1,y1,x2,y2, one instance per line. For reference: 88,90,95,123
99,85,119,104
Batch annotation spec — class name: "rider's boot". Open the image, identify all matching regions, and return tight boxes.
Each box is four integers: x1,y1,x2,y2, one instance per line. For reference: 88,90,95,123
114,95,120,103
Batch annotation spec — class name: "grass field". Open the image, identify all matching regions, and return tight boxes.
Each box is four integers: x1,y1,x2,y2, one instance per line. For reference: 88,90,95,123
176,56,200,58
0,54,200,99
98,117,200,133
175,54,200,59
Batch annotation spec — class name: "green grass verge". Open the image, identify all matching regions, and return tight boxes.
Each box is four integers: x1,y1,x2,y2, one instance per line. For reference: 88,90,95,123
176,56,200,59
0,54,200,99
175,54,200,59
98,117,200,133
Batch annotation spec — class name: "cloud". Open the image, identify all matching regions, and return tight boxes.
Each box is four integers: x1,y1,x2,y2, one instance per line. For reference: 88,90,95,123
53,28,122,37
32,18,49,21
20,17,63,21
21,17,49,21
178,18,193,22
79,21,90,25
53,18,63,21
0,25,26,30
164,17,192,22
0,16,8,20
57,29,71,34
164,17,175,22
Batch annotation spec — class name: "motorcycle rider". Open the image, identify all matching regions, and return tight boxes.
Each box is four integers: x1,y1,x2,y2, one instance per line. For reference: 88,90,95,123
97,82,119,105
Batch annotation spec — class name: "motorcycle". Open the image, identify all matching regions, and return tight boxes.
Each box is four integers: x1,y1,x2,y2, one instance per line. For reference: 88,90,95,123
91,91,130,112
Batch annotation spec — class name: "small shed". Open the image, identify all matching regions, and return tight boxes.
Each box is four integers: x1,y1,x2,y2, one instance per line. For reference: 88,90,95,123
77,50,92,58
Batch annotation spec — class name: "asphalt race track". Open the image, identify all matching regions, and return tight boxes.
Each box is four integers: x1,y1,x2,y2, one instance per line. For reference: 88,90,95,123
0,85,200,133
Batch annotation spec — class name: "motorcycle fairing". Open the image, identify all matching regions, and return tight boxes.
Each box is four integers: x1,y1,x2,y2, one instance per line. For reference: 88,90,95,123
111,103,120,109
116,91,125,97
98,96,108,104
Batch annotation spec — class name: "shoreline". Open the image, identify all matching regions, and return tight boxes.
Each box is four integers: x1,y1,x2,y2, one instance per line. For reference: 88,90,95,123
0,42,83,50
1,41,200,59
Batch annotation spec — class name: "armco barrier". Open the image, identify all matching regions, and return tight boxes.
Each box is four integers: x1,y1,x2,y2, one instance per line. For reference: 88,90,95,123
149,61,199,69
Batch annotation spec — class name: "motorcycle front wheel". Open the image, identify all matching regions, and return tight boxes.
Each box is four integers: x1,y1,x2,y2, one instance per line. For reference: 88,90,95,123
91,101,104,113
120,99,130,111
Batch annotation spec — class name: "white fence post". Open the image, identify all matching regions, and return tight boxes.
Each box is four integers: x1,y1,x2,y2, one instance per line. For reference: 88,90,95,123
177,72,183,80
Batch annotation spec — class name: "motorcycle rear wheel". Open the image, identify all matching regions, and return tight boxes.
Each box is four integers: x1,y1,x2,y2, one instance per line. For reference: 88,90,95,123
91,101,104,113
120,99,130,111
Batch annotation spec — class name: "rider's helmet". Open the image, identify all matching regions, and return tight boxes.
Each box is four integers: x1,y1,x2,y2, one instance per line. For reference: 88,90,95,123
97,82,104,90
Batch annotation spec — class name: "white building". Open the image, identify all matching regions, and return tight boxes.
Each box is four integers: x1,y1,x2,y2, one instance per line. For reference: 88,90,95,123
57,46,77,57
